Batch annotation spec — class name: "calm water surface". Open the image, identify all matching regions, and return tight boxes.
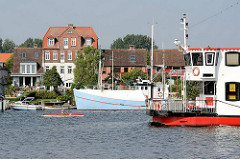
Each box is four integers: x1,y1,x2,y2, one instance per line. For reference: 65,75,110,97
1,110,240,159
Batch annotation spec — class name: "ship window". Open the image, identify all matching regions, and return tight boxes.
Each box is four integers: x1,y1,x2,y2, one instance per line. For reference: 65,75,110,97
205,52,215,66
215,52,219,66
226,82,239,101
184,53,191,66
192,52,203,66
204,81,215,95
226,52,239,66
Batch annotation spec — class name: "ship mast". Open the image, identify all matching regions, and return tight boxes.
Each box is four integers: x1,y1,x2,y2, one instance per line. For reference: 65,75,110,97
150,23,154,82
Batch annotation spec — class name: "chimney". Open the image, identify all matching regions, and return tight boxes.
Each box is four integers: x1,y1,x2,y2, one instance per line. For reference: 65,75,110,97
68,24,74,28
129,45,135,50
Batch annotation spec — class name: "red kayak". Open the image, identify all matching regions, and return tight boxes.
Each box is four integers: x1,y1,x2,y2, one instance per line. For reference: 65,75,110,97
42,114,84,117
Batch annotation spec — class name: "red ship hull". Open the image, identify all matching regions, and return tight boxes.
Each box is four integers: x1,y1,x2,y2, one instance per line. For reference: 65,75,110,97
152,116,240,126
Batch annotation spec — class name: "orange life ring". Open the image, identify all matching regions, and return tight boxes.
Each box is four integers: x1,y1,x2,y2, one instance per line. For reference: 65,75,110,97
145,95,148,99
158,92,163,98
192,67,200,76
154,102,161,110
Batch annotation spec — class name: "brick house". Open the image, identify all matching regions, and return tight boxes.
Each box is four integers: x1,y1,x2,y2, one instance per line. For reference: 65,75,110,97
11,48,43,87
102,48,147,86
153,49,185,76
0,53,12,95
42,24,98,88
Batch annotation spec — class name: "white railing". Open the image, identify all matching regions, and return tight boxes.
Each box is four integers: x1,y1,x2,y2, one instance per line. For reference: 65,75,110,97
149,99,216,113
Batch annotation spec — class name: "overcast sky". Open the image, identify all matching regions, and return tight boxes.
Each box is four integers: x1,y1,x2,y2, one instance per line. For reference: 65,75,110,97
0,0,240,49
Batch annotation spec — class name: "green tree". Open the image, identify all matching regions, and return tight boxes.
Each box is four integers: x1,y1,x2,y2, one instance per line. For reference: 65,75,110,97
43,66,63,90
5,53,14,72
74,47,100,89
0,38,3,53
19,38,42,48
111,34,158,50
2,39,15,53
122,68,146,85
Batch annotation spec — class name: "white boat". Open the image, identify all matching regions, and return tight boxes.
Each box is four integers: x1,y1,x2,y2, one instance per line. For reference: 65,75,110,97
74,80,169,110
10,97,42,111
147,14,240,126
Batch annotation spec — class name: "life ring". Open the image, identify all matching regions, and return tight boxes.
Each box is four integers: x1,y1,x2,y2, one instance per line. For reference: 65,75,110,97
145,95,148,99
158,92,163,98
154,102,161,110
192,67,200,76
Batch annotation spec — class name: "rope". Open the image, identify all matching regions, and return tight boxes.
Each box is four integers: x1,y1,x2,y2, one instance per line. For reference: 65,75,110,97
217,100,240,109
189,2,240,29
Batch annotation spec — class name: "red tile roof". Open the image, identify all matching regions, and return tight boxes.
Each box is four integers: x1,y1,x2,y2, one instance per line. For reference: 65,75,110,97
0,53,12,63
42,25,98,48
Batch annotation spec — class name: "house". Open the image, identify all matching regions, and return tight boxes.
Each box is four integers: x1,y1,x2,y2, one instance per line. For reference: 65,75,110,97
102,47,147,86
11,48,43,87
42,24,98,88
0,53,13,95
153,49,185,76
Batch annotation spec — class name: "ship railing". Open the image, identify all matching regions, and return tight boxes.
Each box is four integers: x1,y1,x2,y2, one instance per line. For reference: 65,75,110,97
149,99,216,113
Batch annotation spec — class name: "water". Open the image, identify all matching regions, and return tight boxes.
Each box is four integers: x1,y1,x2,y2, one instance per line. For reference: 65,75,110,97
1,110,240,159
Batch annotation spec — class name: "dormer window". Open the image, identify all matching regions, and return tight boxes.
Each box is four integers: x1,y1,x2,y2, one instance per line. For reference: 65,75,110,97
85,38,92,46
22,52,26,58
130,55,136,62
48,38,55,46
68,31,72,34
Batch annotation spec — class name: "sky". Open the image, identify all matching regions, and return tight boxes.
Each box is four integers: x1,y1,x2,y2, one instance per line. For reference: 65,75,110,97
0,0,240,49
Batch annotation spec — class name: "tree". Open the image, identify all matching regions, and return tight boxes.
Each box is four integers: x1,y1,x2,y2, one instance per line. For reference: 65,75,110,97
111,34,158,50
5,53,14,72
2,39,15,53
0,38,2,53
122,68,146,85
43,66,63,90
19,38,42,48
74,47,100,89
187,81,200,100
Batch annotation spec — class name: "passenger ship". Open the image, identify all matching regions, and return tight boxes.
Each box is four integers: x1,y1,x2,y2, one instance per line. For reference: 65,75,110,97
147,14,240,126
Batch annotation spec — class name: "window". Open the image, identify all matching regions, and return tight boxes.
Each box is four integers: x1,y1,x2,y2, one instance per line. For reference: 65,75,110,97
68,66,72,74
192,52,203,66
21,65,25,73
124,67,128,72
32,65,36,74
20,63,37,74
114,68,120,73
68,31,72,34
71,38,76,46
60,51,64,62
45,66,50,72
34,52,39,58
22,52,26,58
68,51,72,60
226,52,239,66
204,81,215,95
45,51,50,60
48,38,55,46
205,52,215,66
184,53,191,66
53,51,58,60
109,56,113,60
226,82,239,101
64,38,68,49
60,66,64,74
27,65,30,73
130,55,136,62
85,38,92,46
215,52,219,66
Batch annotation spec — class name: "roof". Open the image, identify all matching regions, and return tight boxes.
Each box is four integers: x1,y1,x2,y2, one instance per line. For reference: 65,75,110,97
0,53,12,63
153,49,184,66
42,25,98,49
103,49,147,67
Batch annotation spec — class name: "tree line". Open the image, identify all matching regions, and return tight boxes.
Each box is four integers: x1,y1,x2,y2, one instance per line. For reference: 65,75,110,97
0,37,42,53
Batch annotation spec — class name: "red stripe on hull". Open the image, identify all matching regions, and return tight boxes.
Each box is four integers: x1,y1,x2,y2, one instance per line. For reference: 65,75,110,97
152,116,240,126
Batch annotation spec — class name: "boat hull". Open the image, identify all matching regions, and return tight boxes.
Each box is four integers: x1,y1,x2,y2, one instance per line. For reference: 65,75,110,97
152,116,240,126
73,88,146,110
11,105,42,111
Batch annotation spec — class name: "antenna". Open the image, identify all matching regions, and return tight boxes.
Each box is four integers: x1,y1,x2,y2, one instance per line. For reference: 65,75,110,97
180,14,188,52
